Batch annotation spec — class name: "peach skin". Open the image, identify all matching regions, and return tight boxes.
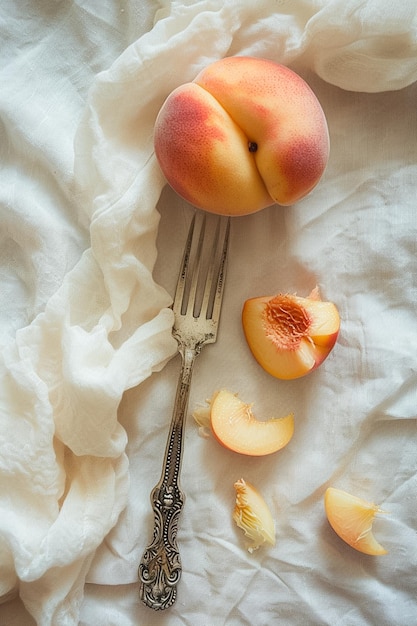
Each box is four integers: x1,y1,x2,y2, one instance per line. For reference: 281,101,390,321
154,56,329,216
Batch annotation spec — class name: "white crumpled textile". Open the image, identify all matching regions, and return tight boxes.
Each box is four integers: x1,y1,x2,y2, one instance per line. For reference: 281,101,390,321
1,1,417,624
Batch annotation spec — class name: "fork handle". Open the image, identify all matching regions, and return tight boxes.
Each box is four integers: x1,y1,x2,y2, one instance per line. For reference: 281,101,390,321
139,346,197,610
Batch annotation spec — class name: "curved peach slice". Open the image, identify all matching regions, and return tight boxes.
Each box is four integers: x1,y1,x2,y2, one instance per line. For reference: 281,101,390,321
209,389,294,456
233,478,275,553
324,487,388,555
242,287,340,380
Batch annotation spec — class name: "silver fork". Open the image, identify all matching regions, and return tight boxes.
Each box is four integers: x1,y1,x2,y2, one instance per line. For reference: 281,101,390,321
138,211,231,611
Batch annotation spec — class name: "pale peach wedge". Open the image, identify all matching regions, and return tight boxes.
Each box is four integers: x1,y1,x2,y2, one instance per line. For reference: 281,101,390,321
242,287,340,380
194,389,294,456
233,478,275,553
325,487,388,556
154,56,329,216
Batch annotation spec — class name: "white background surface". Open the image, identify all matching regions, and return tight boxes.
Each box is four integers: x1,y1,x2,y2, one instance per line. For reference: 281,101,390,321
1,1,416,624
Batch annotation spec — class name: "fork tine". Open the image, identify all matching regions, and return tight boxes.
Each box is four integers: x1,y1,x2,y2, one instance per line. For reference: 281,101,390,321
173,211,230,324
211,216,230,322
185,214,206,317
199,216,220,320
200,216,230,321
172,213,197,316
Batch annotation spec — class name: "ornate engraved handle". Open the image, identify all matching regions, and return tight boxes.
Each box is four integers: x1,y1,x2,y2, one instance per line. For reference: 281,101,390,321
139,347,196,610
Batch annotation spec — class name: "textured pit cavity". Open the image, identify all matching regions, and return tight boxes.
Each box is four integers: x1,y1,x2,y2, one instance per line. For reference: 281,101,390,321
264,295,311,349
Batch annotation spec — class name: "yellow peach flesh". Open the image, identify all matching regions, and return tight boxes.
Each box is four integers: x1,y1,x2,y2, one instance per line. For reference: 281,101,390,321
233,478,275,552
242,290,340,380
210,389,294,456
325,487,388,556
154,56,329,216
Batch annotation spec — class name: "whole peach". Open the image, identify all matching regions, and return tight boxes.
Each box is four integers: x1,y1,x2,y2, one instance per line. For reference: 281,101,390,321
154,56,329,216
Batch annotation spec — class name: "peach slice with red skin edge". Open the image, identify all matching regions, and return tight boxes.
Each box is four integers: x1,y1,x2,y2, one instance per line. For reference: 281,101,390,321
324,487,388,556
242,287,340,380
209,389,294,456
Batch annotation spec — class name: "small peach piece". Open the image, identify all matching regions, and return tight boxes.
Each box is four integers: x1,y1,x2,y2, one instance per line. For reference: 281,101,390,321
242,287,340,380
154,56,329,216
233,478,275,552
209,389,294,456
324,487,388,556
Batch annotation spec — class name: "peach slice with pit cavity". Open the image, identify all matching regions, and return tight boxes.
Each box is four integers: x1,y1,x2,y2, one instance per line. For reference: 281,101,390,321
242,287,340,380
324,487,388,555
193,389,294,456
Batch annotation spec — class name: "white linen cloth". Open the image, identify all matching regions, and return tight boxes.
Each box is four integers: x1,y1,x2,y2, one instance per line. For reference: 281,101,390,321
0,0,416,624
